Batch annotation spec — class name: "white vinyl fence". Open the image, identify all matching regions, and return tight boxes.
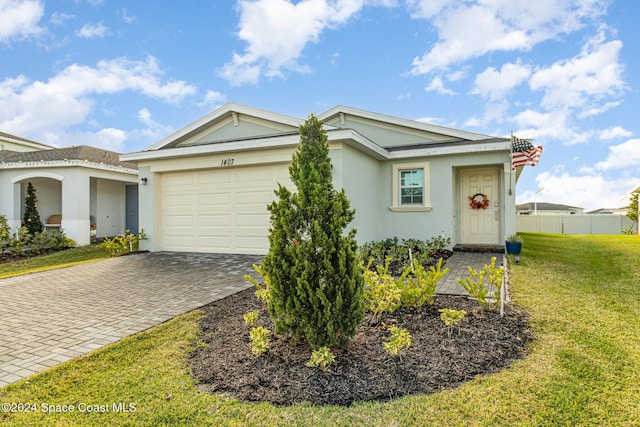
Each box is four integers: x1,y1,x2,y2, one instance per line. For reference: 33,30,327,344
517,215,635,235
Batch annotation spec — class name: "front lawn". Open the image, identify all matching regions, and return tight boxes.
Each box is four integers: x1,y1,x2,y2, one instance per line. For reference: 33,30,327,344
1,233,638,426
0,245,109,279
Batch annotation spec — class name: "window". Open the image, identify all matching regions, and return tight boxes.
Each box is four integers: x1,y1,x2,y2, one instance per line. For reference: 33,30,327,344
399,169,423,205
390,162,431,212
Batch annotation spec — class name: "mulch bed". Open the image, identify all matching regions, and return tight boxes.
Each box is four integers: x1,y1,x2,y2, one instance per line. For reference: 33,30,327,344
190,288,532,407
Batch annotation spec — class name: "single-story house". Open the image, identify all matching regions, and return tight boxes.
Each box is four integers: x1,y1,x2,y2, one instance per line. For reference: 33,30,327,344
121,103,519,255
0,142,139,246
517,202,584,215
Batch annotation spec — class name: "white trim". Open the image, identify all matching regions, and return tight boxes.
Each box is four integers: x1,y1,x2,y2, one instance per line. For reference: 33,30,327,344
390,161,431,211
11,171,65,183
144,103,307,151
1,160,137,175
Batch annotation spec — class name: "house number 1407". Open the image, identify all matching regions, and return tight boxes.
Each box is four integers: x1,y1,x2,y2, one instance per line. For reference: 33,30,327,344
220,158,235,166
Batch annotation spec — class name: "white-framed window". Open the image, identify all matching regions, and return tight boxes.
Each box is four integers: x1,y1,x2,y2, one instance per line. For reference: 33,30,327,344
390,162,431,212
399,169,423,205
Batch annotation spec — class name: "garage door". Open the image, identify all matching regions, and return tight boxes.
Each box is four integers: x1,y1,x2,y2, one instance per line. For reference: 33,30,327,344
161,163,292,254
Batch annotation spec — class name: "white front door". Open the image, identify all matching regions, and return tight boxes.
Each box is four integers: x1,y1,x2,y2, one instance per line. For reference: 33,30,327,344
461,168,500,244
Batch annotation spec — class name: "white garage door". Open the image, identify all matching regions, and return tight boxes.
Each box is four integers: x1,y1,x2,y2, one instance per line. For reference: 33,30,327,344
161,163,292,254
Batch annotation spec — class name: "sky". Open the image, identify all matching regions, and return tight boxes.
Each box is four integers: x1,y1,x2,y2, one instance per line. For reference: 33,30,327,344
1,0,639,211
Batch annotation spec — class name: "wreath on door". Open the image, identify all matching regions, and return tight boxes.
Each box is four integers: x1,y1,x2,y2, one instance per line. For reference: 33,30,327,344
469,193,490,209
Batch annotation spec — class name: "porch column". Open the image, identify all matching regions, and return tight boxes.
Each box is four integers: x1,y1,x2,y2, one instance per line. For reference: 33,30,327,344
61,171,91,246
137,166,156,251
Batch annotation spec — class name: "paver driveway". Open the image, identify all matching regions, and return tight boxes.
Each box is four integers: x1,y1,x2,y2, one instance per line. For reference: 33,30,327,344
0,252,262,387
0,250,501,388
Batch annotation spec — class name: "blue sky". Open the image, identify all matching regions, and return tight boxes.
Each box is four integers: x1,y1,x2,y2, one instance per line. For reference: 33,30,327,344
1,0,639,211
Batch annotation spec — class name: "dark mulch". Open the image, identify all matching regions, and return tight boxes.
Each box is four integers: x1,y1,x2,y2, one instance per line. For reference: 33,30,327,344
190,288,532,407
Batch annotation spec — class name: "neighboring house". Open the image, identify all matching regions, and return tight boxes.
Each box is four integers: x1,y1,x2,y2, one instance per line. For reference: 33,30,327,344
517,202,584,215
121,103,519,255
0,131,54,153
0,144,139,246
585,207,628,215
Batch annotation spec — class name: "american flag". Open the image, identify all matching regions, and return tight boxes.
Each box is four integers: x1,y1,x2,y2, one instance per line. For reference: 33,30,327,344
511,134,543,170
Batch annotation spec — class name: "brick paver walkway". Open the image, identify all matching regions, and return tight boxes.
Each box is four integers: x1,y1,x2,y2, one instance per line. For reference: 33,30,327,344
0,250,506,388
0,252,261,387
436,251,506,295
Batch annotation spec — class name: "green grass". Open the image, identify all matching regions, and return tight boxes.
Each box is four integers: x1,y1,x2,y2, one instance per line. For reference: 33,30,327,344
0,245,109,279
1,233,639,426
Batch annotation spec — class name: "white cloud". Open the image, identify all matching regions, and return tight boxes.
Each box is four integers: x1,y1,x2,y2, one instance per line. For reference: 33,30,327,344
199,90,227,108
529,35,625,113
77,22,110,38
0,56,196,142
472,61,531,100
519,170,637,211
424,76,455,95
221,0,367,85
50,12,74,26
599,126,632,140
136,108,174,140
410,0,608,75
0,0,45,42
595,139,640,170
118,8,136,24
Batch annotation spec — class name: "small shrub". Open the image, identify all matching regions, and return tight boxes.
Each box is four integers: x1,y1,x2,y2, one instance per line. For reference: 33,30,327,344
9,227,29,256
362,258,402,323
307,346,336,371
0,215,11,252
248,326,270,356
100,230,145,257
243,310,259,327
439,308,467,336
383,325,412,357
359,236,452,274
244,264,270,305
398,258,449,308
457,256,504,308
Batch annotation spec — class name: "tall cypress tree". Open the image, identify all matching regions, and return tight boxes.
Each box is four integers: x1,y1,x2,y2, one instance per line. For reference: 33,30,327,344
263,113,364,349
23,182,43,235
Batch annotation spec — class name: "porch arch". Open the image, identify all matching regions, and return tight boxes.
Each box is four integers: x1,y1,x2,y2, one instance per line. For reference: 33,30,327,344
11,171,65,184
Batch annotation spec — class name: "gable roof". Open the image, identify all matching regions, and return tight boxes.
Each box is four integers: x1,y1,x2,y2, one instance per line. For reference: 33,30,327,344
318,105,492,142
146,103,317,151
0,131,54,151
122,103,511,162
0,145,138,172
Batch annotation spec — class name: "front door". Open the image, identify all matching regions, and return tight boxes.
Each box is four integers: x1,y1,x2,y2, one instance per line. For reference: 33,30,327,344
461,168,500,244
125,184,139,235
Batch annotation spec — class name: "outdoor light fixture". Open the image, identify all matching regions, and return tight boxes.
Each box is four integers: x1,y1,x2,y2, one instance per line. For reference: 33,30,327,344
140,177,148,185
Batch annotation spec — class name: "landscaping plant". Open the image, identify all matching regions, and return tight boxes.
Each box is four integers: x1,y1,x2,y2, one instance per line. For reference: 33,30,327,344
244,264,270,305
362,257,402,323
307,346,336,371
0,214,10,252
263,113,364,349
398,257,449,308
22,182,43,236
457,256,503,308
383,325,412,358
439,308,467,336
243,310,259,327
248,326,270,356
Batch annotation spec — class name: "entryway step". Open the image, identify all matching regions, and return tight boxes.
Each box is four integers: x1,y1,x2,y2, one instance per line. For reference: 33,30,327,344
453,244,505,253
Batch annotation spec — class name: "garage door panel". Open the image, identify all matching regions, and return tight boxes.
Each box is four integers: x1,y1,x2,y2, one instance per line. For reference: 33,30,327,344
164,215,194,226
198,214,232,226
198,192,232,206
160,163,292,254
198,170,230,184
